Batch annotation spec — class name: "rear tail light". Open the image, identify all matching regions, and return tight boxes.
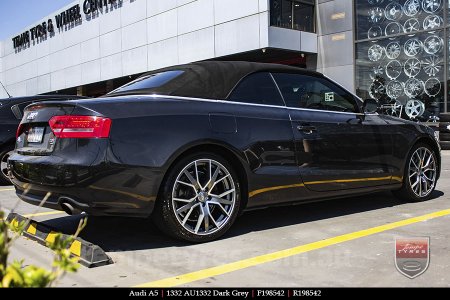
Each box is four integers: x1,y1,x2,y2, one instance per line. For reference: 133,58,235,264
49,116,112,139
16,124,24,139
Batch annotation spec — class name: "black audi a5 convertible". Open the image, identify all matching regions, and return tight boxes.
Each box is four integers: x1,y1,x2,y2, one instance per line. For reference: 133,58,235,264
8,62,441,242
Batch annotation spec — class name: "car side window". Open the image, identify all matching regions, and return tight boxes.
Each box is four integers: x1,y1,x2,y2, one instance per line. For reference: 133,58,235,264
228,72,285,106
272,73,359,113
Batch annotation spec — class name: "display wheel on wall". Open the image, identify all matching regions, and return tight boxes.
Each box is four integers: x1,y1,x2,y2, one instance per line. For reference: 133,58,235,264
368,44,385,61
423,15,442,30
405,99,425,119
422,55,443,77
368,26,383,39
422,0,442,13
370,65,385,80
386,42,401,59
385,2,403,20
404,58,421,77
424,78,441,97
385,22,403,36
369,80,386,100
403,0,421,16
385,100,403,117
369,7,385,24
404,38,423,57
403,18,420,33
424,35,443,55
404,78,424,98
386,80,404,99
386,60,402,79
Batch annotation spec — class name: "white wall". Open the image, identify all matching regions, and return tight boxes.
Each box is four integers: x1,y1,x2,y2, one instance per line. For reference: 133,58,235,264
0,40,7,98
0,0,317,97
316,0,354,91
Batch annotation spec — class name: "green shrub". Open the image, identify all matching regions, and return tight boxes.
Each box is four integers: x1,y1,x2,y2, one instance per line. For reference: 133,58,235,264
0,210,86,287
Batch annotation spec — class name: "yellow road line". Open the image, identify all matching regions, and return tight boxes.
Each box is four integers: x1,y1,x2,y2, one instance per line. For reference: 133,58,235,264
0,188,14,192
135,209,450,288
23,211,65,218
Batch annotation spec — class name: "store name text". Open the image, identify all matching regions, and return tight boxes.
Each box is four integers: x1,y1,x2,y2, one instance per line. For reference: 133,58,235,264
12,0,119,49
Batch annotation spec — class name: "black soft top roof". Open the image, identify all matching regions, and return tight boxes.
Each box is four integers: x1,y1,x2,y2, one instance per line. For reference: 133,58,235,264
108,61,323,100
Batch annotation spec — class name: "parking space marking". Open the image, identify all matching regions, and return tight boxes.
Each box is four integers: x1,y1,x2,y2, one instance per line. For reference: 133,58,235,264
23,211,64,218
135,209,450,287
0,188,14,192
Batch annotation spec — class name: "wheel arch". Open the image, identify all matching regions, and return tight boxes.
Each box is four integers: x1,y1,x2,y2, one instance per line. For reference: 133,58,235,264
156,141,250,213
0,139,15,152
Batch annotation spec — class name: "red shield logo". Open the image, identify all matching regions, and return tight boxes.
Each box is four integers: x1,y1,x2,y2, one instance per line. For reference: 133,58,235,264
395,237,430,279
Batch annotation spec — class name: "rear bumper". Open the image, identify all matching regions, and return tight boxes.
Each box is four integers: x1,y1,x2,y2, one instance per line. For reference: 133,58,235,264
9,150,162,217
14,185,149,217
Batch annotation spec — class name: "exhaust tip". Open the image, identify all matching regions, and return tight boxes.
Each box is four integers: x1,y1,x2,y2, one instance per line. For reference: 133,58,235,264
59,199,83,216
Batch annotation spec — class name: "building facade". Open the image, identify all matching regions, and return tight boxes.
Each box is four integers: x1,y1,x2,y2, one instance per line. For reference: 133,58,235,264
0,0,448,121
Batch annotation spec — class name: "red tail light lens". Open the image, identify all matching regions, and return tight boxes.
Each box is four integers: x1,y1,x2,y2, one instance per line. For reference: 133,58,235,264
49,116,112,139
16,124,24,139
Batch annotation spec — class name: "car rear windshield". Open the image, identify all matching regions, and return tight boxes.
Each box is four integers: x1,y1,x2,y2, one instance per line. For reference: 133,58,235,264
109,70,184,95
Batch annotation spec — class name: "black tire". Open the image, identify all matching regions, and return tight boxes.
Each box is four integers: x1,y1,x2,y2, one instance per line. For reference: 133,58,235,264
439,132,450,141
393,143,438,202
440,122,450,133
439,113,450,123
153,152,241,243
440,141,450,150
0,146,14,185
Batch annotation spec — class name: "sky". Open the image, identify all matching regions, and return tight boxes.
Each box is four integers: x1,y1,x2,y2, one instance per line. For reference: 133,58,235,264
0,0,74,40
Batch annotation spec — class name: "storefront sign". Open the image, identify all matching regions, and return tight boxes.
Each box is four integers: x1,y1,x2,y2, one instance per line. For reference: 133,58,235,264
12,0,120,49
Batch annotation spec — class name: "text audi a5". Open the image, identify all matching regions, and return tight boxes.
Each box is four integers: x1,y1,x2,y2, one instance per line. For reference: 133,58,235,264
8,62,441,242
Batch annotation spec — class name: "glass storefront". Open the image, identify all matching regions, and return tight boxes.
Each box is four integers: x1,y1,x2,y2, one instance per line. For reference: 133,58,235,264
270,0,315,33
355,0,448,122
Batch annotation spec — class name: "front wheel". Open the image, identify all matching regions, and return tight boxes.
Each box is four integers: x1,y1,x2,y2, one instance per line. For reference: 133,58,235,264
0,147,14,185
153,152,241,243
393,143,438,202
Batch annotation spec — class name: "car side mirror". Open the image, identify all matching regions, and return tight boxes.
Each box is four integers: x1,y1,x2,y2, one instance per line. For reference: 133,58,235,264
363,98,380,114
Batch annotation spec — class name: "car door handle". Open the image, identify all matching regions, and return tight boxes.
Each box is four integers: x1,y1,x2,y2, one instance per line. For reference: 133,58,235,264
297,125,317,134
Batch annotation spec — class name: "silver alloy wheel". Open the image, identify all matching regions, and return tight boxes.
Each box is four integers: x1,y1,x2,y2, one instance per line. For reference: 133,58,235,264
408,147,437,198
172,159,236,236
1,150,13,180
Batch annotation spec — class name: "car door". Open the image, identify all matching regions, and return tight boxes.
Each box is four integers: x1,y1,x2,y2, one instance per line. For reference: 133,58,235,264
272,72,394,192
225,72,306,206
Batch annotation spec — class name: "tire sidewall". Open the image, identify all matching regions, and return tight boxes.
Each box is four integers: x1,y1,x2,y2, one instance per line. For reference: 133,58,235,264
0,146,14,184
158,152,241,243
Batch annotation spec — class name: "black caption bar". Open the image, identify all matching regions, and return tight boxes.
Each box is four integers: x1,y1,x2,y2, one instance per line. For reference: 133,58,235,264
0,288,443,297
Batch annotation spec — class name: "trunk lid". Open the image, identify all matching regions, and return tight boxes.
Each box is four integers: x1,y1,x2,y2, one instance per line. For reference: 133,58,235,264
16,102,101,156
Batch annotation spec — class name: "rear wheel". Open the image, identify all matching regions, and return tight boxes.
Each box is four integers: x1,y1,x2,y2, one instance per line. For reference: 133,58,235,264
153,152,241,243
393,144,438,202
0,146,14,185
